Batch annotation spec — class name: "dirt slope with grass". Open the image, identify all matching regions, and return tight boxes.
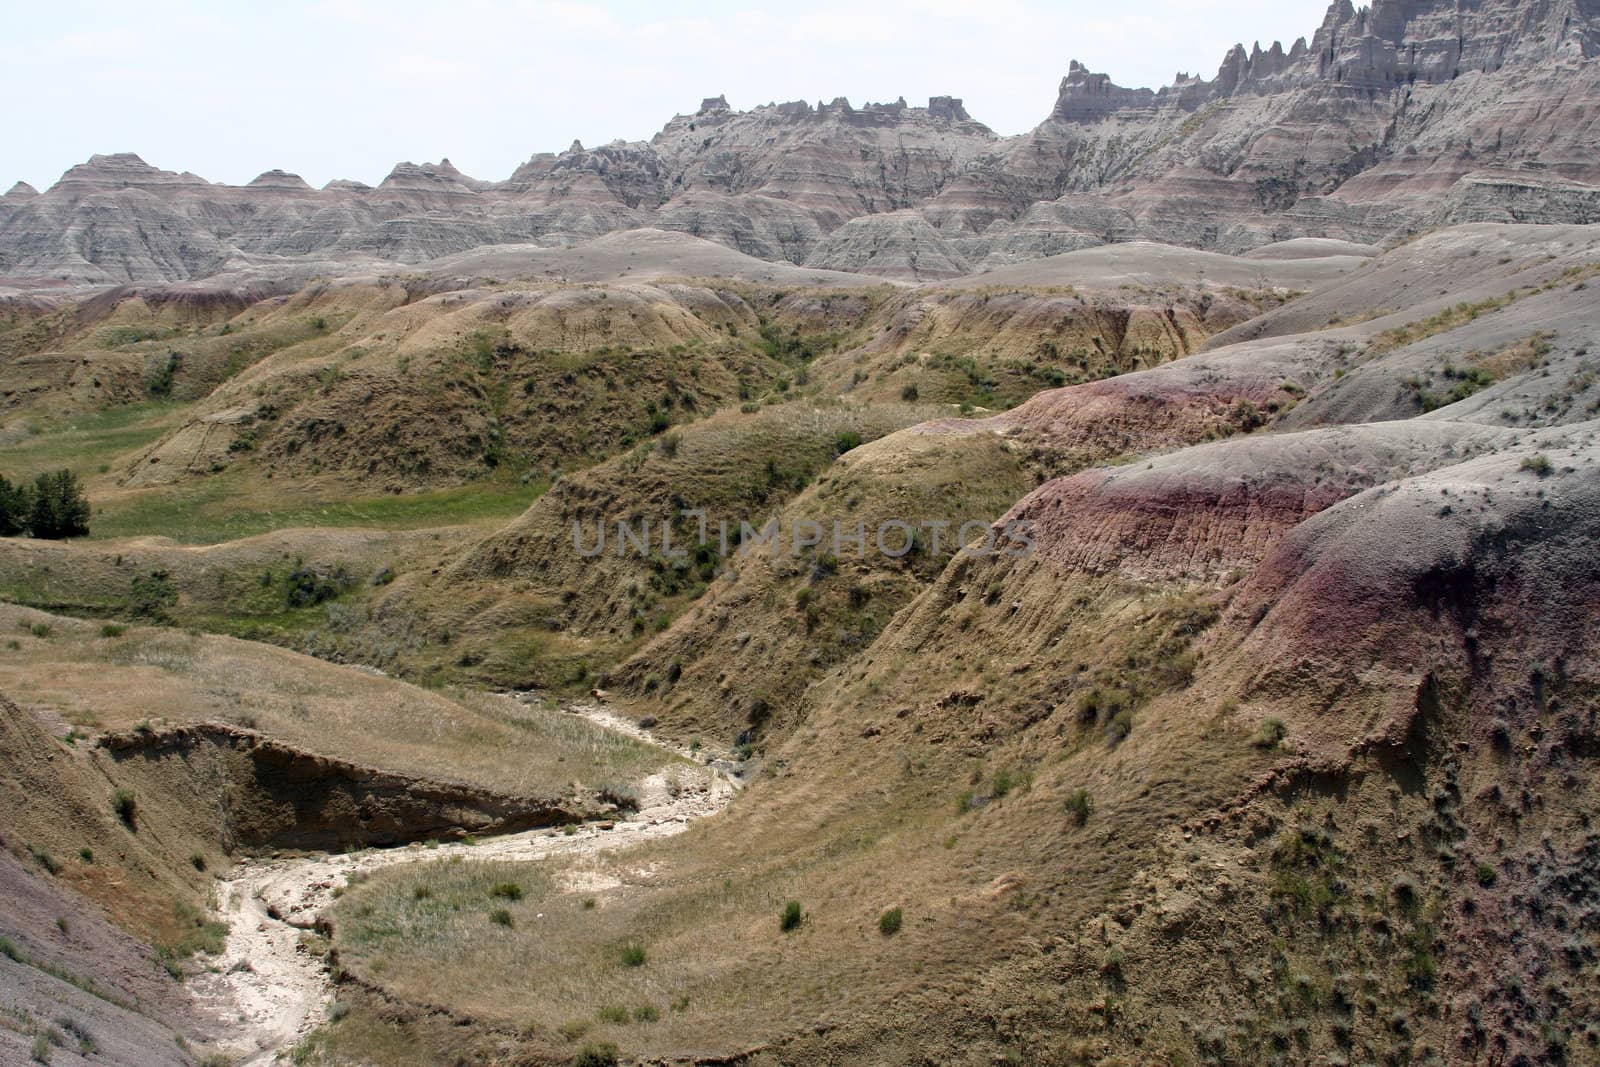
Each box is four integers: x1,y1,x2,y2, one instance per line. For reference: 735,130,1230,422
5,220,1600,1064
601,226,1599,755
0,602,692,1063
314,419,1600,1064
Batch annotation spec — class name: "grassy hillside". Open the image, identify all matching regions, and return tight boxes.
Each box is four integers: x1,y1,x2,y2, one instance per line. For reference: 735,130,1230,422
4,226,1598,1065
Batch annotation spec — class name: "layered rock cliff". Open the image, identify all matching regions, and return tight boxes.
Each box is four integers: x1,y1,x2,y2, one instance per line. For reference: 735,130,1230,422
2,0,1597,285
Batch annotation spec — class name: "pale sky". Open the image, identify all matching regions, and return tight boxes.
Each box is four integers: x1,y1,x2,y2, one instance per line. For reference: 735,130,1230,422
1,0,1333,192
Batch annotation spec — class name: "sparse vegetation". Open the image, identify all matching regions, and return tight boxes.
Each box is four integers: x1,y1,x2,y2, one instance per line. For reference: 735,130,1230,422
780,900,805,933
154,901,228,976
1371,294,1516,353
878,907,903,936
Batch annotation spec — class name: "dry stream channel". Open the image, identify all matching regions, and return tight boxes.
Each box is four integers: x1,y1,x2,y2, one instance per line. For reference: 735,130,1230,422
186,702,738,1065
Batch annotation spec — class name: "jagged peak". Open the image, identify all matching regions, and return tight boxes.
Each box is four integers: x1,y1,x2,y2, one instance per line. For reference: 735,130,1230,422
3,181,39,201
380,160,476,188
428,158,481,183
1048,0,1584,124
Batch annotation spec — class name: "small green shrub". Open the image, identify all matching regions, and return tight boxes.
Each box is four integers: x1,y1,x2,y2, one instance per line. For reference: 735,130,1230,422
596,1005,629,1024
128,570,178,617
632,1005,659,1023
489,909,514,928
29,845,59,875
1253,718,1288,749
1476,863,1497,887
1231,398,1265,431
1520,453,1554,477
780,900,805,933
900,383,919,402
878,907,903,936
619,943,647,967
489,882,523,901
284,566,351,609
99,623,127,638
1065,788,1094,827
112,789,137,829
573,1043,619,1067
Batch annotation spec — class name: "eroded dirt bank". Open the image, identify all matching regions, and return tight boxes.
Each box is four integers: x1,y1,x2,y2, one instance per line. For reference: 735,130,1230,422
188,702,734,1065
100,721,604,851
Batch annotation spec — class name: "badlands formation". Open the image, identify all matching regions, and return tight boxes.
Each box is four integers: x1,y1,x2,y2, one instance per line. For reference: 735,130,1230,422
1,0,1598,288
2,1,1600,1065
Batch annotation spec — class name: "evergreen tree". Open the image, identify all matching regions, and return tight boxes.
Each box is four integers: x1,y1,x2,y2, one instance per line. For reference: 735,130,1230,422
28,469,90,539
0,474,29,536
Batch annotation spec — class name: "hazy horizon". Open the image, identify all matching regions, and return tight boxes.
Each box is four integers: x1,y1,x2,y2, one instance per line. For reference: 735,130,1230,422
4,0,1330,192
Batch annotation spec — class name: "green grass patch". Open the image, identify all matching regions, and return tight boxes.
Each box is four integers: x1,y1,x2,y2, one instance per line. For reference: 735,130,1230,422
90,471,545,544
335,860,551,961
0,402,185,481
